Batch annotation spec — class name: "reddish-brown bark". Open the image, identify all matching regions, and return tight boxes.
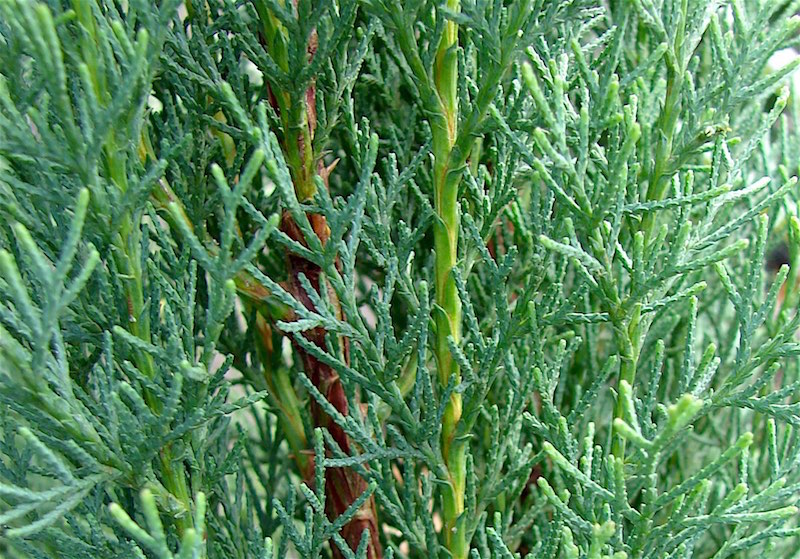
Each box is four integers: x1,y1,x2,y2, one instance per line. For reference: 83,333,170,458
258,9,383,554
281,213,382,559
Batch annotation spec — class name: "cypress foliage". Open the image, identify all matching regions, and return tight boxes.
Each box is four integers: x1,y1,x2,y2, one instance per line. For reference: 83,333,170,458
2,1,800,558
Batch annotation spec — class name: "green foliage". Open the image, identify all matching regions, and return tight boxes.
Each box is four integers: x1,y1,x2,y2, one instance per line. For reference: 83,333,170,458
2,0,800,558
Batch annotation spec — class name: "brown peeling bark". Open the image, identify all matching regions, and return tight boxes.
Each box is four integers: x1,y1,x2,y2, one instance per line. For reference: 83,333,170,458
258,7,382,554
281,212,382,559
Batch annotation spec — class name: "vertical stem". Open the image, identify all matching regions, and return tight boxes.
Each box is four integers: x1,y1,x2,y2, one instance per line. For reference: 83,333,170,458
432,3,467,558
611,306,641,459
85,0,197,516
639,59,681,243
613,23,684,457
257,6,382,557
109,144,193,536
253,314,310,477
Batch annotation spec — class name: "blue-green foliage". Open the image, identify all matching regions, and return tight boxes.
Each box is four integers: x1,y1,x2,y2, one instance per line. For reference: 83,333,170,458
2,0,800,558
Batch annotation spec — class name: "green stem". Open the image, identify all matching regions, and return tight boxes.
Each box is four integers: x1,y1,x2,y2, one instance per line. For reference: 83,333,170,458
78,0,195,539
108,143,194,536
613,27,684,458
432,3,468,557
640,59,681,243
611,305,641,458
253,314,309,477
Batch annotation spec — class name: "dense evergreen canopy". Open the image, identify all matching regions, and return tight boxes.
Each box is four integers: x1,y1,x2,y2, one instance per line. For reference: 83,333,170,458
2,1,800,557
